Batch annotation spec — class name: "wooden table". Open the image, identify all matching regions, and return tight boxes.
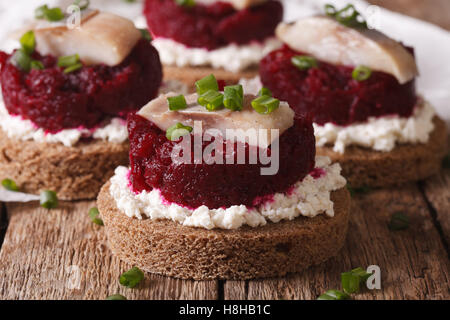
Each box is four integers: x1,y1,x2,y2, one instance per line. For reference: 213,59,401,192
0,0,449,300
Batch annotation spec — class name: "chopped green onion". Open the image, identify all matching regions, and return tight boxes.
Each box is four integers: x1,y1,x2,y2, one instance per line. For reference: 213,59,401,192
58,54,80,67
19,31,36,55
11,49,32,72
325,4,367,29
341,267,371,293
258,87,272,97
35,5,65,22
139,28,152,41
388,212,409,231
324,4,337,16
175,0,195,7
166,122,193,141
317,290,351,300
63,63,83,74
1,179,19,192
352,65,372,81
168,95,188,111
291,55,318,71
89,207,104,226
223,85,243,111
119,266,144,288
195,74,219,95
106,294,127,300
40,190,58,209
198,90,224,111
31,60,44,70
346,184,370,197
73,0,90,10
251,95,280,114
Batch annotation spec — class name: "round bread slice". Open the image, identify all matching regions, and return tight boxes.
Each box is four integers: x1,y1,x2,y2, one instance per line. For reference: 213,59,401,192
163,65,258,90
0,130,129,200
97,182,350,280
317,116,448,188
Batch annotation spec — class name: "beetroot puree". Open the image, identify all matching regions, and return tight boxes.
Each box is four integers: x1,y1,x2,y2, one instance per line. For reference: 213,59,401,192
0,39,162,133
259,45,417,126
127,113,316,209
144,0,283,50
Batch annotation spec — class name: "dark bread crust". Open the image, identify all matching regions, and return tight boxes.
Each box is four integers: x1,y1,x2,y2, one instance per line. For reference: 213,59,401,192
97,182,350,280
317,116,448,188
163,65,259,89
0,130,129,200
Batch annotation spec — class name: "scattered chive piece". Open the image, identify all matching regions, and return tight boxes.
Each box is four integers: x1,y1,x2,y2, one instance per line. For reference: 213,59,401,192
346,184,370,197
352,65,372,81
106,294,127,300
1,179,19,192
35,5,65,22
89,207,104,226
175,0,195,7
223,85,243,111
258,87,272,97
291,55,318,71
19,31,36,55
325,4,367,29
73,0,90,10
341,267,371,293
119,266,144,288
388,212,409,231
167,95,188,111
11,49,32,72
166,122,193,141
198,90,224,111
63,63,83,74
195,74,219,95
40,190,58,209
58,54,80,67
31,60,44,70
139,28,152,41
251,95,280,114
317,290,351,300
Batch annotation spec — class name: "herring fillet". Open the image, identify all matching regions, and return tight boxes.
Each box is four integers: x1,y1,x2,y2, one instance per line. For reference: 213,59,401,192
34,12,141,67
276,16,419,84
138,93,295,148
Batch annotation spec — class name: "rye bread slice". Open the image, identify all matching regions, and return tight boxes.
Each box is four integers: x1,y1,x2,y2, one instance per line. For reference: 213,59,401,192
317,116,448,188
97,182,350,280
0,130,129,200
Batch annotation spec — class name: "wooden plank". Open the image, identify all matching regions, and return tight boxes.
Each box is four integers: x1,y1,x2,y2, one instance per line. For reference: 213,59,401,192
224,185,450,300
368,0,450,30
422,169,450,245
0,201,218,300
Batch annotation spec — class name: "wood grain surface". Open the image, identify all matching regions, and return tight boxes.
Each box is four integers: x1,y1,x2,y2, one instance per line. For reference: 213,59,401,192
0,0,449,300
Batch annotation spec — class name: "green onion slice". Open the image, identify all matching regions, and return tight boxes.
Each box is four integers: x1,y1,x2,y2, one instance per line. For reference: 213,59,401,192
73,0,90,10
317,290,351,300
20,31,36,55
11,50,32,72
89,207,104,226
198,90,224,111
63,63,83,74
291,55,318,71
31,60,44,70
119,266,144,288
35,5,65,22
106,294,127,300
40,190,59,209
1,179,19,192
325,3,368,29
352,65,372,81
167,95,188,111
258,87,272,97
388,212,409,231
166,122,193,141
223,85,243,111
251,95,280,114
195,74,219,95
139,28,152,41
58,54,80,67
341,267,371,293
324,4,337,16
175,0,195,7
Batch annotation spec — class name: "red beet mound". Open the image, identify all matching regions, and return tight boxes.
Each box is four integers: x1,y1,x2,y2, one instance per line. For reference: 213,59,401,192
259,45,417,125
144,0,283,50
0,39,162,133
127,113,316,209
